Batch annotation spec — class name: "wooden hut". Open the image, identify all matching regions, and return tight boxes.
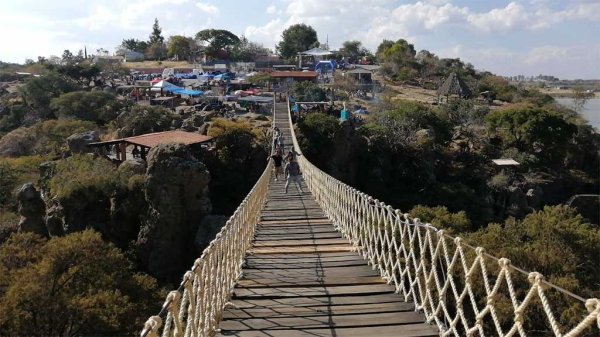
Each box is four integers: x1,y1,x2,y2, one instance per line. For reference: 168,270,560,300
437,72,472,102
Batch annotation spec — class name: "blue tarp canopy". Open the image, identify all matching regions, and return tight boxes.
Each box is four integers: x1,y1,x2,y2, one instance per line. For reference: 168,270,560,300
213,74,230,80
315,60,337,73
173,89,203,96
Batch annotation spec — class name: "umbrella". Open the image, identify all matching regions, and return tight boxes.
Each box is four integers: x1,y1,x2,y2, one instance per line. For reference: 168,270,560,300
234,90,244,96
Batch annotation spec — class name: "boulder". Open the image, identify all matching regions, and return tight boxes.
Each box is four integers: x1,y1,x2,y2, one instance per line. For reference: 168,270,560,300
45,204,65,236
137,143,212,281
194,214,228,253
567,194,600,225
17,183,48,237
66,131,100,154
118,159,146,175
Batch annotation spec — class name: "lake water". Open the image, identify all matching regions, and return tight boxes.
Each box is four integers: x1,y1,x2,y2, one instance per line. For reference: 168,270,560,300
556,98,600,129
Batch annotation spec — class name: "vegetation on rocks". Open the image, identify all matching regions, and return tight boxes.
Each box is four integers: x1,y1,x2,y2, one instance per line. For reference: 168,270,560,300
0,231,163,336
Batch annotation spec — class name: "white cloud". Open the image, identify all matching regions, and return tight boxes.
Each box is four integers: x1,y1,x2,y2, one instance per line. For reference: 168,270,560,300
467,2,529,33
266,5,277,15
195,1,219,15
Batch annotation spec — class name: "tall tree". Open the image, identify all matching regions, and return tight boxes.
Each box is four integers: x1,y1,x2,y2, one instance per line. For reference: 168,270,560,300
121,38,148,53
148,18,164,45
167,35,193,61
276,24,318,60
195,29,240,60
61,49,74,65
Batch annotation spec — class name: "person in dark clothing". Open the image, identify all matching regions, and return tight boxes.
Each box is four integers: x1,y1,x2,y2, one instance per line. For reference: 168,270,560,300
269,149,284,181
284,155,303,194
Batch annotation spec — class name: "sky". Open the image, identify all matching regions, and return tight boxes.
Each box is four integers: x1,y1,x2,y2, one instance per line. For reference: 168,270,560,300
0,0,599,79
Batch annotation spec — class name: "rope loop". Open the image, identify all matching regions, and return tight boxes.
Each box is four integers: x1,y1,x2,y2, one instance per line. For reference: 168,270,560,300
498,257,511,268
142,316,162,337
528,272,545,285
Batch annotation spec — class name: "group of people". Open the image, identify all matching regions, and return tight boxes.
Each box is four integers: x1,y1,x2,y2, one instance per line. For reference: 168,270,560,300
269,127,303,194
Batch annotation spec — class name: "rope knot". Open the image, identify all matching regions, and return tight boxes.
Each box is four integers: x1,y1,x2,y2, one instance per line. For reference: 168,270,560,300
585,298,600,313
165,291,181,309
454,237,462,245
437,229,445,237
475,247,485,255
498,257,511,268
142,316,162,336
487,294,496,306
514,308,524,324
527,272,544,284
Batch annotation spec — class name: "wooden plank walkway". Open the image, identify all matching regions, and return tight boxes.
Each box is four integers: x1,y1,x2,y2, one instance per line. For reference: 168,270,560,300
216,102,438,337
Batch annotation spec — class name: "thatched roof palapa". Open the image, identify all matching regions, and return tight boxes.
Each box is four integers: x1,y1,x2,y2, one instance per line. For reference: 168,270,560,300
437,72,472,98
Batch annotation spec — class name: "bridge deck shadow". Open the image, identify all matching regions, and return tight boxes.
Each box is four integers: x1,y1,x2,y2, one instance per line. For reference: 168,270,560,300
216,102,438,337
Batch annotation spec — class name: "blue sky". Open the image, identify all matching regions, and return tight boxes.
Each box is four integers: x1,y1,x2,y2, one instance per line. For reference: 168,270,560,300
1,0,598,79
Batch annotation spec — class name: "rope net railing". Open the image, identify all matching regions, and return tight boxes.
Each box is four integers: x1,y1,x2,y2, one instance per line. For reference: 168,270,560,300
286,101,599,337
140,99,275,337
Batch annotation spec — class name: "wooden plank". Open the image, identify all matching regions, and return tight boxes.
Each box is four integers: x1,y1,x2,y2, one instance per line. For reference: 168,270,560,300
222,302,415,319
248,245,355,254
252,238,348,247
242,266,380,279
219,311,427,330
254,233,342,241
237,275,386,288
217,324,439,337
259,219,332,225
228,293,412,309
233,284,396,298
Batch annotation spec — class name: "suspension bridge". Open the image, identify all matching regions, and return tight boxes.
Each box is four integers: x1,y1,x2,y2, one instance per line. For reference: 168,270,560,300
141,99,599,337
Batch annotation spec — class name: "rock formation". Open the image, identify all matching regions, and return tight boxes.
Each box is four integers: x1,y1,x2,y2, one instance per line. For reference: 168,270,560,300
137,143,212,281
66,131,100,154
17,183,48,237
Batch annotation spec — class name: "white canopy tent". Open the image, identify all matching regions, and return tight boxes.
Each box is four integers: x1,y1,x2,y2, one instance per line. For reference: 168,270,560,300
298,47,333,69
151,80,183,92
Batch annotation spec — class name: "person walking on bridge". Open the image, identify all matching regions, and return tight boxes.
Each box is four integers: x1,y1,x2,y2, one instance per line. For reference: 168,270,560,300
269,149,284,181
284,155,303,194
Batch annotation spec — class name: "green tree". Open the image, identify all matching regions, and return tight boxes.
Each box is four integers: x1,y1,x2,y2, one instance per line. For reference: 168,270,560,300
297,113,341,169
110,105,175,137
409,205,472,233
61,49,74,65
148,18,164,45
290,81,326,102
145,42,166,60
19,72,78,118
339,40,361,60
121,38,148,53
247,72,272,86
54,63,101,86
167,35,193,60
50,91,121,124
195,29,240,60
205,118,266,214
486,105,577,164
0,230,163,336
230,36,270,62
276,24,318,60
376,39,418,81
367,99,451,149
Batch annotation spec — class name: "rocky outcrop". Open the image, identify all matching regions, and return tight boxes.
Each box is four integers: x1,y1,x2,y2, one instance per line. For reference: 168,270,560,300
137,143,211,281
17,183,48,237
66,131,100,154
194,214,227,254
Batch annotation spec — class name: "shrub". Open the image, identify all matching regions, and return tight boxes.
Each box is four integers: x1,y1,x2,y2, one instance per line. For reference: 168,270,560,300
409,205,472,233
296,113,341,169
48,155,129,200
110,105,174,137
0,230,164,336
50,91,121,124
